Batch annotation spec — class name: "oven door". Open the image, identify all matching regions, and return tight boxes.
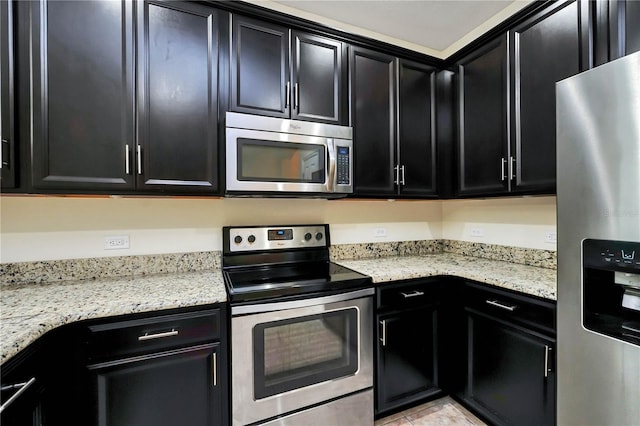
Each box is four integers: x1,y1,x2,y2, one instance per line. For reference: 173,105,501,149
231,289,373,426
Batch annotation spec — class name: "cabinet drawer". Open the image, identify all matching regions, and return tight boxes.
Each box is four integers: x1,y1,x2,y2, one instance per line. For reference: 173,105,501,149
464,282,555,335
377,278,443,311
86,308,221,361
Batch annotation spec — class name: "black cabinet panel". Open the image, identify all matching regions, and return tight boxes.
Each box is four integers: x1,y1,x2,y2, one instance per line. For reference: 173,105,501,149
466,312,555,426
292,31,344,124
398,60,437,196
456,36,508,196
377,306,438,412
510,1,581,192
230,16,289,117
89,344,221,426
1,0,16,189
31,0,135,190
349,47,396,196
137,1,218,192
623,0,640,55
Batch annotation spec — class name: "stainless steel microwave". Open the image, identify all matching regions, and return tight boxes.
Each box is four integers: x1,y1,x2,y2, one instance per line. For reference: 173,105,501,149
225,112,353,196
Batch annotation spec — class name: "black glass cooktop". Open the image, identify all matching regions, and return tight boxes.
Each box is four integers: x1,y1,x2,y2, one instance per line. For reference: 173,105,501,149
223,261,371,303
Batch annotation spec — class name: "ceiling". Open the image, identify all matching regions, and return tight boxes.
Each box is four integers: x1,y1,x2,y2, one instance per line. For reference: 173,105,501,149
255,0,533,58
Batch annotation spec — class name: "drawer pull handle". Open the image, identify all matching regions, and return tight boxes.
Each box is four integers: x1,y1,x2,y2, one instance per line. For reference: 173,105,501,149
0,377,36,414
212,352,217,387
486,299,517,311
138,329,179,341
544,345,552,378
401,290,425,298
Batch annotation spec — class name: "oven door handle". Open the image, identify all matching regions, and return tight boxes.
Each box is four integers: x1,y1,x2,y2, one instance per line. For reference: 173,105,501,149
231,287,374,315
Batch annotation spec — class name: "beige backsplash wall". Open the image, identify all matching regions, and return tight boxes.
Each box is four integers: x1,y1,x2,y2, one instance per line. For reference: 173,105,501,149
0,195,556,263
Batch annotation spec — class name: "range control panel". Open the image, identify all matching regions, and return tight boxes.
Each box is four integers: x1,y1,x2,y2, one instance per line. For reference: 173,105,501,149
583,239,640,271
225,225,328,253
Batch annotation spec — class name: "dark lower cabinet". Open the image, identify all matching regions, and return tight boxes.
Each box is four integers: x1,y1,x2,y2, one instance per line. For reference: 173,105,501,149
88,344,221,426
375,279,444,415
465,311,555,426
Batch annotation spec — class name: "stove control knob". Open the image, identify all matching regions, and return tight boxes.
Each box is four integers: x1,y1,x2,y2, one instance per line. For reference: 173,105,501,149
304,232,312,241
248,235,256,243
315,232,323,241
233,235,242,244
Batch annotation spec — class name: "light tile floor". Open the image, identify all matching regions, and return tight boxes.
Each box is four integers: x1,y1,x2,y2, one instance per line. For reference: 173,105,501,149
375,396,486,426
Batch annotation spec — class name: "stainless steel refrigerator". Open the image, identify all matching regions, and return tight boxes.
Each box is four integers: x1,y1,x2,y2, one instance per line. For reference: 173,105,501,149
556,51,640,425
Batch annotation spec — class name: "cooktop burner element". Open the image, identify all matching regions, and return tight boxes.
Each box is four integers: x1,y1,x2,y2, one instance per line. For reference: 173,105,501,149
222,224,372,303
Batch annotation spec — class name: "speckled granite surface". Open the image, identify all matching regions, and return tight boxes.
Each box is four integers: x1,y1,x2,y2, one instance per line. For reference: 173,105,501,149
337,253,557,301
1,251,222,286
1,270,227,364
331,239,557,270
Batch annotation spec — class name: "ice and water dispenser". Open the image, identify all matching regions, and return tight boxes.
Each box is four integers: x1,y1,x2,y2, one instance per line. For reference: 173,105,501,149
583,239,640,346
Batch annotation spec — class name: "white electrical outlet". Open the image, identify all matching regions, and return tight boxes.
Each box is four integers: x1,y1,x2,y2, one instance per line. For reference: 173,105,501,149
373,227,387,238
104,235,130,250
544,231,557,244
470,228,484,237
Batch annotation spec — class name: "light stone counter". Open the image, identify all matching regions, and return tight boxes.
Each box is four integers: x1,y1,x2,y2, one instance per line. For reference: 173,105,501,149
1,270,227,364
337,253,557,301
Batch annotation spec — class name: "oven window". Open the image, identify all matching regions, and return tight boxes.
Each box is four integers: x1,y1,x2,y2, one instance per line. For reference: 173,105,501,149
237,139,326,183
253,308,358,399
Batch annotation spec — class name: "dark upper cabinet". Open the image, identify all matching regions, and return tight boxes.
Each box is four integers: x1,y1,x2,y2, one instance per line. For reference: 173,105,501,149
455,0,586,197
398,60,438,197
30,0,135,191
509,0,583,193
622,0,640,55
27,0,221,194
291,31,346,124
349,47,397,196
455,35,509,196
136,0,219,192
230,16,290,118
1,0,16,189
604,0,640,61
230,16,345,124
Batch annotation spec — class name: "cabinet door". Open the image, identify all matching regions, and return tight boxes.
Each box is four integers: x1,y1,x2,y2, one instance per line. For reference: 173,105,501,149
88,343,222,426
30,0,135,191
377,306,439,414
291,31,345,124
1,0,16,189
509,0,582,193
230,15,289,118
466,312,555,426
349,47,396,196
136,1,219,193
612,0,640,57
398,60,438,197
456,36,509,196
622,0,640,55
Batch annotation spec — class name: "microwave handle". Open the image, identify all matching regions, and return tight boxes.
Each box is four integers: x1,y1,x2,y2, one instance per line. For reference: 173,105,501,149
327,139,336,191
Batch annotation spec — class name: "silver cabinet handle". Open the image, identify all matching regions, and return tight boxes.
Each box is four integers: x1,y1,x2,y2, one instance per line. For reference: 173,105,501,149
136,144,142,175
501,157,507,181
401,290,424,298
400,165,406,185
125,144,131,174
285,81,290,108
486,299,517,311
509,156,516,180
138,329,178,341
294,83,299,109
380,320,387,347
212,352,217,387
544,345,552,378
394,165,399,185
1,138,8,168
0,377,36,414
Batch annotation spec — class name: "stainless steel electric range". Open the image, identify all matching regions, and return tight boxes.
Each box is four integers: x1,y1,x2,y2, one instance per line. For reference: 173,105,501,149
222,224,374,426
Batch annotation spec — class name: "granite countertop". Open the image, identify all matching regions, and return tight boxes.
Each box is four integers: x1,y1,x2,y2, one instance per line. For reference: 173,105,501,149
1,270,227,364
1,252,556,365
337,253,557,301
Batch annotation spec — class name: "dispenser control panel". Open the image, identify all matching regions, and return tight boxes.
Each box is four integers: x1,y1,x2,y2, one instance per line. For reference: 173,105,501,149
583,239,640,271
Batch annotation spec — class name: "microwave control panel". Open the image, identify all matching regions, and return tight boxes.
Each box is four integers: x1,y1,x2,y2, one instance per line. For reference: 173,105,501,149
336,146,350,185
